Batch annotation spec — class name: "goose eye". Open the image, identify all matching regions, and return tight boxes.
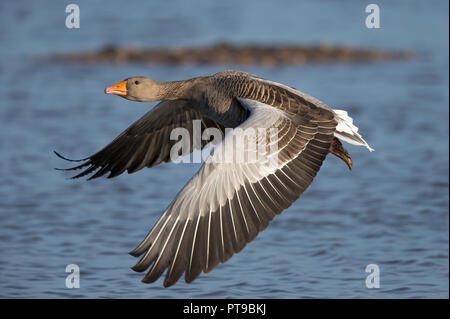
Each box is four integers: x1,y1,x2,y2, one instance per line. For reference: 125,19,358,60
134,80,140,85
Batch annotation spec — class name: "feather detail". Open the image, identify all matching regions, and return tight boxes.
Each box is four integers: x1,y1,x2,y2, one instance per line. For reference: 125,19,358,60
333,110,374,152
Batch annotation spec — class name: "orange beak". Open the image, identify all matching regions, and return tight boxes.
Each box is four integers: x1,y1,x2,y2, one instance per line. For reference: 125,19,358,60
105,80,127,96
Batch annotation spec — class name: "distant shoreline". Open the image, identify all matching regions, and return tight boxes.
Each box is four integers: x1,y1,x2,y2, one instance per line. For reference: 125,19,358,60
50,42,415,66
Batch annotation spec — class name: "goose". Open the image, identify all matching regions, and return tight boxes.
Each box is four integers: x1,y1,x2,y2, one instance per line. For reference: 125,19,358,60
56,70,373,287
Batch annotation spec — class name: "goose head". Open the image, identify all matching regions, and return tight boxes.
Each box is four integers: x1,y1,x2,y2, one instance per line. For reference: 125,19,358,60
105,77,163,102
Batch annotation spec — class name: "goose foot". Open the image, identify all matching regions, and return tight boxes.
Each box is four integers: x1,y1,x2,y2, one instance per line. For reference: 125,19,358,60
329,137,353,170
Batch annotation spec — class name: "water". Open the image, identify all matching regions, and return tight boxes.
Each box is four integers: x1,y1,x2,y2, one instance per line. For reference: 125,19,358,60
0,0,448,298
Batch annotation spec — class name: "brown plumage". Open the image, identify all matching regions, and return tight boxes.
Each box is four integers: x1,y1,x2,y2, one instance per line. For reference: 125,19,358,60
56,70,372,287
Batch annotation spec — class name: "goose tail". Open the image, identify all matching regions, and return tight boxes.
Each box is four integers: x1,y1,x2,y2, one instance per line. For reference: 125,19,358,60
333,110,374,152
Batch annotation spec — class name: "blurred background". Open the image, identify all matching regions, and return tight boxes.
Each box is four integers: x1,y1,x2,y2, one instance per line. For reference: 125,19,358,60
0,0,448,298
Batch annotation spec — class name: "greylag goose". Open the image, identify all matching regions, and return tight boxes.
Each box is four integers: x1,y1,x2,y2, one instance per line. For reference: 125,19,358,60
56,70,373,287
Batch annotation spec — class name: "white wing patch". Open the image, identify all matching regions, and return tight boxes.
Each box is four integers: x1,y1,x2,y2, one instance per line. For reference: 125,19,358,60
195,99,287,213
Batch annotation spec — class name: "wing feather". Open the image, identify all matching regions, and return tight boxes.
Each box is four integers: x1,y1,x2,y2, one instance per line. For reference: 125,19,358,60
131,99,337,287
55,100,226,179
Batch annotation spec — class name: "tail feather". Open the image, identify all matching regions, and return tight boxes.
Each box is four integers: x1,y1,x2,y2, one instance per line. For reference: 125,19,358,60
333,110,374,152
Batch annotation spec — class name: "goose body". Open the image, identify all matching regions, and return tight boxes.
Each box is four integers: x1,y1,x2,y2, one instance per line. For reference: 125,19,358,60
57,70,373,287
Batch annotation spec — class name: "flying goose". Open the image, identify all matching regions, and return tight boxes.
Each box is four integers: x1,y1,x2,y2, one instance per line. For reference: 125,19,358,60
56,70,373,287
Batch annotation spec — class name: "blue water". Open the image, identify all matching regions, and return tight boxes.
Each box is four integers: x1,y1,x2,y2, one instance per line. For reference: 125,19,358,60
0,0,448,298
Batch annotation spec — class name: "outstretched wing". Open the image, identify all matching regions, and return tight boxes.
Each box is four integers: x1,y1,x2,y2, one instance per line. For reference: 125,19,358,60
130,98,337,287
55,100,225,180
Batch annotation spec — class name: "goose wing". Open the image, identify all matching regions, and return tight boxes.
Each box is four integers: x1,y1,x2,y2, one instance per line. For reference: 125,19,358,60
130,98,337,287
55,100,225,179
241,73,373,151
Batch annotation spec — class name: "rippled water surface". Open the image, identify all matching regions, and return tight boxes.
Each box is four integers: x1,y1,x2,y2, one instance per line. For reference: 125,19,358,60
0,0,448,298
